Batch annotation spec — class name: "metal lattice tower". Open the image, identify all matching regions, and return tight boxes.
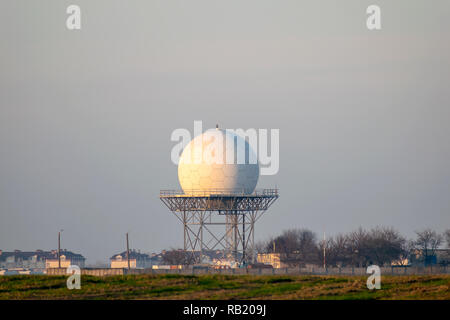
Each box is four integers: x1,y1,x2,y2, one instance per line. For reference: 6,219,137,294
159,189,279,265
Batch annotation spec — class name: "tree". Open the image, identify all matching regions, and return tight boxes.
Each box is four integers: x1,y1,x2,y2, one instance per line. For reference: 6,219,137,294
325,234,351,267
254,240,269,254
162,249,187,265
264,230,300,254
263,228,320,266
414,229,443,265
347,227,370,267
444,229,450,248
296,229,320,264
398,240,415,266
345,227,405,267
318,234,338,267
367,227,405,266
258,226,413,268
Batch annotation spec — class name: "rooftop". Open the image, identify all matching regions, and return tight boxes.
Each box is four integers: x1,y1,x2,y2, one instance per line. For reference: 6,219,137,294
0,250,85,261
110,250,152,260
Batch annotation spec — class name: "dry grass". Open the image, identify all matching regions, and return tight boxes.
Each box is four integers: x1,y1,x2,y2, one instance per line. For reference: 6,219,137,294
0,274,448,300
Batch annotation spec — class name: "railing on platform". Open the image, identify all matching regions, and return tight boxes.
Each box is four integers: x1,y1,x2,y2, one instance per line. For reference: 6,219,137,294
160,188,279,197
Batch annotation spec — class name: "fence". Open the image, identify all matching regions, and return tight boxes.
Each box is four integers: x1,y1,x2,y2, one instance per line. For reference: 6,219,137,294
45,265,449,276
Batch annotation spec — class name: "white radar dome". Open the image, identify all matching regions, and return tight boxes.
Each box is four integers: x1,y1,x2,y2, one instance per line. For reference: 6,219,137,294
178,128,259,195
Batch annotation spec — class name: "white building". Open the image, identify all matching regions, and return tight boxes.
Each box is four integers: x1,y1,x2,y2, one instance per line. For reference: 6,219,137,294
110,250,153,269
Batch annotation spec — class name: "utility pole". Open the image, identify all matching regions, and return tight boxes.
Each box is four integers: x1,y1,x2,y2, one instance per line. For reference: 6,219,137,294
58,230,63,268
126,232,130,270
323,232,326,269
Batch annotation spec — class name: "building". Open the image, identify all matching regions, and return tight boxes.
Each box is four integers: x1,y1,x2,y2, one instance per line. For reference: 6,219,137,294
409,248,450,266
257,253,304,268
257,253,286,268
436,249,450,265
110,250,153,269
45,250,86,268
0,250,49,269
0,249,85,269
391,258,410,266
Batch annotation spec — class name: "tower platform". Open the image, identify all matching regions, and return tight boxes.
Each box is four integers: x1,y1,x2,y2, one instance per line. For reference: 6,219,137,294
159,189,279,265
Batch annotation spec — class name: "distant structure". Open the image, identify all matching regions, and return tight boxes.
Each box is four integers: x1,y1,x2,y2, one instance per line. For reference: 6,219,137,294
257,253,286,269
408,249,450,267
160,127,278,265
110,250,154,269
0,249,85,269
45,250,86,268
257,253,304,269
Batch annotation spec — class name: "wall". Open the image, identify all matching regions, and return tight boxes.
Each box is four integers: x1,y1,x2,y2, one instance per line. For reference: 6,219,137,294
44,265,449,276
46,268,125,276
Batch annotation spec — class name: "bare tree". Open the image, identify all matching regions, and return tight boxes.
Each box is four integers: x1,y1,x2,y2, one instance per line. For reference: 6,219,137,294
318,234,337,267
267,229,301,254
264,230,297,254
257,226,418,268
414,229,443,265
368,227,405,266
347,227,370,267
254,240,269,254
296,229,320,264
398,240,415,266
162,249,187,265
444,229,450,248
326,234,351,267
344,227,405,267
262,228,320,266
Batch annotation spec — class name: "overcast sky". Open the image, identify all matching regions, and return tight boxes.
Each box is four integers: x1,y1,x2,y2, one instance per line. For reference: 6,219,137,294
1,0,449,264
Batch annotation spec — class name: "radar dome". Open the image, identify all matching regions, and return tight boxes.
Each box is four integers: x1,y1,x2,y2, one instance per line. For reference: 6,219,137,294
178,128,259,195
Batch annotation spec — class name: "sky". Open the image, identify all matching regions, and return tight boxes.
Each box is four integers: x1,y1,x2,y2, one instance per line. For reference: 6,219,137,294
1,0,449,264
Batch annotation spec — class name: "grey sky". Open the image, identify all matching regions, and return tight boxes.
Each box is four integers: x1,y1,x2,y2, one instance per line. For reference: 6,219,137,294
1,0,449,264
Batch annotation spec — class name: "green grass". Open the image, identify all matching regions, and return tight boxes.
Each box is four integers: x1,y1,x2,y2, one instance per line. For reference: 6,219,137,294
0,274,448,300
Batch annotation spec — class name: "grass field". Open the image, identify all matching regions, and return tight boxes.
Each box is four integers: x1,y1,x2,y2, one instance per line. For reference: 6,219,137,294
0,274,449,300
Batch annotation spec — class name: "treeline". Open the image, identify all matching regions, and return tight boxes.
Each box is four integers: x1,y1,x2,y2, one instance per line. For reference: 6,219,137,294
256,227,450,267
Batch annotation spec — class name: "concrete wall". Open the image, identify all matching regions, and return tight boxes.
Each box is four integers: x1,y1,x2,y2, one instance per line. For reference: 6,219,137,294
46,268,125,276
45,265,449,276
